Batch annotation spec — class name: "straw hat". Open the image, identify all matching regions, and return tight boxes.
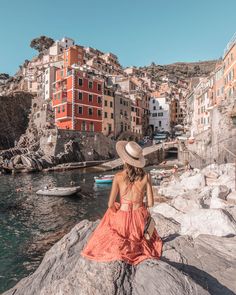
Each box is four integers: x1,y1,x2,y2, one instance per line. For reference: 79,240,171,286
116,141,146,168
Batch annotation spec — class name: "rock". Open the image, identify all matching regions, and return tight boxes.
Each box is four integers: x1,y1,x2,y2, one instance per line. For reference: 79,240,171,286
163,234,236,295
204,170,219,179
3,220,210,295
180,173,205,190
171,194,202,213
227,191,236,205
151,212,180,239
180,208,236,237
21,155,35,168
209,185,231,209
152,203,184,223
198,186,213,207
158,182,186,198
12,154,22,165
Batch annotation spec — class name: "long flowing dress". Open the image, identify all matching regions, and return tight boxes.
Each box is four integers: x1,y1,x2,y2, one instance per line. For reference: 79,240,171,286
81,181,162,265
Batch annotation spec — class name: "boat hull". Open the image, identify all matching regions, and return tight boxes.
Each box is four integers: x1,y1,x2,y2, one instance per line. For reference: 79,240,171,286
36,186,81,196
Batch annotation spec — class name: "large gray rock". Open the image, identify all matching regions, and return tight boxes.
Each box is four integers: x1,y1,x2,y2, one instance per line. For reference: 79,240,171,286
152,203,184,223
3,220,210,295
180,172,206,190
180,208,236,237
163,234,236,295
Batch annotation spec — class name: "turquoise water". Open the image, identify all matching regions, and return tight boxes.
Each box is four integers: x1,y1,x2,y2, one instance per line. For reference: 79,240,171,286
0,168,112,293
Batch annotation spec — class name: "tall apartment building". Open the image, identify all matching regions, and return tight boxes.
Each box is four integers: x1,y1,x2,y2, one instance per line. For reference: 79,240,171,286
114,92,131,137
223,36,236,101
52,67,103,132
102,85,115,136
149,96,170,133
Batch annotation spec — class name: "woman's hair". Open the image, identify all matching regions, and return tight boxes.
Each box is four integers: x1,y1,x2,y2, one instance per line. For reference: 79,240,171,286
124,163,145,183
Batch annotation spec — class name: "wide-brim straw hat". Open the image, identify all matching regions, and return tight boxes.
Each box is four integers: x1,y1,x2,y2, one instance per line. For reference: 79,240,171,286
116,141,146,168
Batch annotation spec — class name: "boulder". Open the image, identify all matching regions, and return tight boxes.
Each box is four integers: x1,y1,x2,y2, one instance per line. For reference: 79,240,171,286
171,194,202,213
180,208,236,237
227,191,236,205
158,182,186,198
3,220,210,295
152,203,184,223
180,173,205,190
163,234,236,295
151,212,180,239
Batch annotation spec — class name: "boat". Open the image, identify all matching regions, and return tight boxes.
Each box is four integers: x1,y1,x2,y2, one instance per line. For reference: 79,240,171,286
36,186,81,196
94,175,114,184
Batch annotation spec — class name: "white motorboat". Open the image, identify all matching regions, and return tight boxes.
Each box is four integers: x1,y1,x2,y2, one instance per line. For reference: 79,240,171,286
36,186,81,197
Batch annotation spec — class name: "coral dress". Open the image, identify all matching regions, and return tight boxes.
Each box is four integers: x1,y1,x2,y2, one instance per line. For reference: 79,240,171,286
81,181,162,265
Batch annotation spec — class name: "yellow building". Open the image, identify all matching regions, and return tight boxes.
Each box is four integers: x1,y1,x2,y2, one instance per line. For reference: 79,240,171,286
102,87,115,136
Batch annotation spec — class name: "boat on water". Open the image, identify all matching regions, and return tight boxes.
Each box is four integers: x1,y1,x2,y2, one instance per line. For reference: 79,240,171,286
36,186,81,196
94,175,114,184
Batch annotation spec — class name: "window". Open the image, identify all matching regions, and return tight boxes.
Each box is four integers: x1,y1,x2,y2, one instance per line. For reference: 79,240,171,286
152,113,157,117
78,106,83,114
82,121,86,131
62,105,65,112
97,96,102,104
111,113,114,119
120,98,123,104
57,93,60,99
89,122,94,132
79,92,83,100
57,106,60,113
104,112,108,118
89,81,93,89
159,121,162,127
104,100,108,106
153,106,156,110
98,109,102,117
97,84,101,91
88,108,93,115
110,101,113,108
153,99,155,103
89,94,93,102
79,78,83,86
158,112,163,117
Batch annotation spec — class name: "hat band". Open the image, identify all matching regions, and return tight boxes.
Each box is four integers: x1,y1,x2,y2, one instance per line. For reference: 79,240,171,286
125,145,140,160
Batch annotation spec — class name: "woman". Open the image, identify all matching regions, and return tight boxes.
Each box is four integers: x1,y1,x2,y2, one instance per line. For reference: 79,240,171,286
81,141,162,265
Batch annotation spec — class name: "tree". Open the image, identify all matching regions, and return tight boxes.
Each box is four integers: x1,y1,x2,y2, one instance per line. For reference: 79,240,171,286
30,36,54,53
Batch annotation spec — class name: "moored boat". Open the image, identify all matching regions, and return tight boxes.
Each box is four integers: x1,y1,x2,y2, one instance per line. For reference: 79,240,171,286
36,186,81,196
94,175,114,184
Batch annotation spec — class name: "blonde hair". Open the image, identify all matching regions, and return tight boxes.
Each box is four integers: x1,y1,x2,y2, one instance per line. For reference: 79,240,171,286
124,163,145,183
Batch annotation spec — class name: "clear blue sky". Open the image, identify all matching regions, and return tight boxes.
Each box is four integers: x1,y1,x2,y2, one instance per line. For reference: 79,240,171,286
1,0,236,75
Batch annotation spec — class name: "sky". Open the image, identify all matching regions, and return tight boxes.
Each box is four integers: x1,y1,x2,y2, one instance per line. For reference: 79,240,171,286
0,0,236,75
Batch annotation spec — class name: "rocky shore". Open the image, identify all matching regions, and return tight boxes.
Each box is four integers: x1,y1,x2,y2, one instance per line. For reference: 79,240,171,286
3,163,236,295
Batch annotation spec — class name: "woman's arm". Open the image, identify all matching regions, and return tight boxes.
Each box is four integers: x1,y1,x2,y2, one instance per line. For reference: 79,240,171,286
108,174,119,210
146,173,154,207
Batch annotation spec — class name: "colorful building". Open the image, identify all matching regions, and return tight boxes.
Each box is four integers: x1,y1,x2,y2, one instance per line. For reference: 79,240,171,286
52,67,103,132
102,85,115,136
223,34,236,101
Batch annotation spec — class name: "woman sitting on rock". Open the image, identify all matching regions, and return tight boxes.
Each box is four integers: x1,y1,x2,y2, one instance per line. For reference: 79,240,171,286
81,141,162,265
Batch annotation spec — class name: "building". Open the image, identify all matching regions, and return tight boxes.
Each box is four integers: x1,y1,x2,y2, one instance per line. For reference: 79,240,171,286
43,66,57,101
223,33,236,101
52,66,103,132
102,85,115,136
114,91,131,137
214,62,225,105
149,96,170,133
192,78,211,135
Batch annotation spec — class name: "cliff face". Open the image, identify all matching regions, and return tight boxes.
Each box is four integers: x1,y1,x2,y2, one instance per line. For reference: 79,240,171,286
0,93,33,149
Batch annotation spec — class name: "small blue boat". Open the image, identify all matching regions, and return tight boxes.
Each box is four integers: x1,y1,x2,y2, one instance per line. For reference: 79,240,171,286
94,175,114,184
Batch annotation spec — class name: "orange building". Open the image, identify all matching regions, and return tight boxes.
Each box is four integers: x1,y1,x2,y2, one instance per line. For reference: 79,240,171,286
63,45,84,68
223,35,236,100
52,67,103,132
